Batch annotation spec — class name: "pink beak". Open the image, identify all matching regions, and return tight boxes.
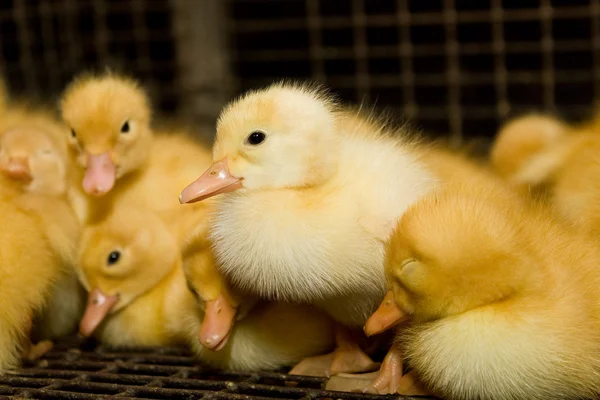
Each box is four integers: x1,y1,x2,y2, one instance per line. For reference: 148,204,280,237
364,291,408,337
1,157,32,182
79,288,119,337
197,293,237,351
83,152,116,196
179,160,243,204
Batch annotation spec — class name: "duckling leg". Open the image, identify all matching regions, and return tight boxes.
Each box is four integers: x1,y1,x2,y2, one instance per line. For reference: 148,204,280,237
289,325,379,377
363,342,429,395
329,326,380,375
21,319,53,361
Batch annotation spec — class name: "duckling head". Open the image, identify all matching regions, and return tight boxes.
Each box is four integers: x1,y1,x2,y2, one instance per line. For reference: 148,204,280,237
0,110,70,196
491,113,566,180
76,208,178,336
365,183,532,336
60,72,152,196
180,82,340,203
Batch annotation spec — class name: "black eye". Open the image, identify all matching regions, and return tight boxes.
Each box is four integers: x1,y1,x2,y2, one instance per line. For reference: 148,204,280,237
121,121,130,134
71,128,76,138
245,131,266,146
107,251,121,266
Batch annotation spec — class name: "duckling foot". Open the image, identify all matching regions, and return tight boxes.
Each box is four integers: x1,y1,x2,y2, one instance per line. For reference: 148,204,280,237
23,339,53,361
363,343,429,395
289,353,334,377
290,326,380,377
329,344,380,376
329,325,380,376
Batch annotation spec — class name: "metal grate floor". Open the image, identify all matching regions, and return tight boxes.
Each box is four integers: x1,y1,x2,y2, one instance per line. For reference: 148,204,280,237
0,339,432,399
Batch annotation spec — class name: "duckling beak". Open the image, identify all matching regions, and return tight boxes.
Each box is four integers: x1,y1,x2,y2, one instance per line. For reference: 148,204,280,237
179,160,242,204
364,291,407,337
1,157,32,182
198,293,237,351
83,152,116,196
79,288,119,337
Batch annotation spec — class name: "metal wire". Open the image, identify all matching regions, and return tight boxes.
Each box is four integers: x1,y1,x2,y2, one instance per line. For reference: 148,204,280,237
0,0,179,113
228,0,600,141
0,340,424,399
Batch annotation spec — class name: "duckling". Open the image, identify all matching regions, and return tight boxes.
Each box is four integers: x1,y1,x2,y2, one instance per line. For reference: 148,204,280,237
59,71,213,216
60,72,240,347
77,206,335,370
492,112,600,235
543,132,600,235
365,180,600,399
60,72,152,198
0,106,85,342
490,113,568,192
0,185,63,370
0,105,73,196
158,204,251,352
179,82,496,376
0,169,83,368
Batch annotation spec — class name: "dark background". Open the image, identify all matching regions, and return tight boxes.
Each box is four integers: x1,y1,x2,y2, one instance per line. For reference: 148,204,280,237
0,0,597,145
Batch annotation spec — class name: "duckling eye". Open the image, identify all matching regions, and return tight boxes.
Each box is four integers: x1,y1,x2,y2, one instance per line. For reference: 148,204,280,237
41,149,53,155
70,128,76,138
401,258,418,270
245,131,266,146
107,251,121,266
121,121,130,134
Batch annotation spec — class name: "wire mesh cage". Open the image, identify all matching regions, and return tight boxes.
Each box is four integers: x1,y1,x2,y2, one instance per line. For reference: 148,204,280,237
1,339,425,399
229,0,600,146
2,0,599,143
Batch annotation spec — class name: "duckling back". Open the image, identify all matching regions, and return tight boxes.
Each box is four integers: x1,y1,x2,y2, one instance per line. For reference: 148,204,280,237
0,192,63,371
393,182,600,400
549,133,600,234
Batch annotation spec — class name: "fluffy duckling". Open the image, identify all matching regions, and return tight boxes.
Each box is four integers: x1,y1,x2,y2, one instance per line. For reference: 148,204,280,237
0,105,72,196
60,72,152,198
0,170,82,368
0,106,85,342
76,206,335,371
0,185,63,370
490,113,568,191
59,72,213,214
365,181,600,399
492,112,600,235
179,82,495,376
542,132,600,235
60,72,241,347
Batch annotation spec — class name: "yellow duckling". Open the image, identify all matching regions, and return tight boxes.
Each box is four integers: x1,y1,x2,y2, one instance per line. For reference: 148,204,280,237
0,104,84,343
366,180,600,399
179,82,499,376
76,206,335,371
60,72,240,349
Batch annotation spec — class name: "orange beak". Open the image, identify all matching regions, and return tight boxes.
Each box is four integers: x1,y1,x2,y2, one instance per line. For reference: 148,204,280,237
197,293,237,351
179,160,243,204
79,288,119,337
1,157,32,182
364,291,408,337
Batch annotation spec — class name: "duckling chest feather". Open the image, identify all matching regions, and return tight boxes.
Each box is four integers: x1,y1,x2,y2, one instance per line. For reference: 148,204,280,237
210,192,386,303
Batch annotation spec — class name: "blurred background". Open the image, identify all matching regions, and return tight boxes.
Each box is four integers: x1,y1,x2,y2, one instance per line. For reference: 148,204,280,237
0,0,596,147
